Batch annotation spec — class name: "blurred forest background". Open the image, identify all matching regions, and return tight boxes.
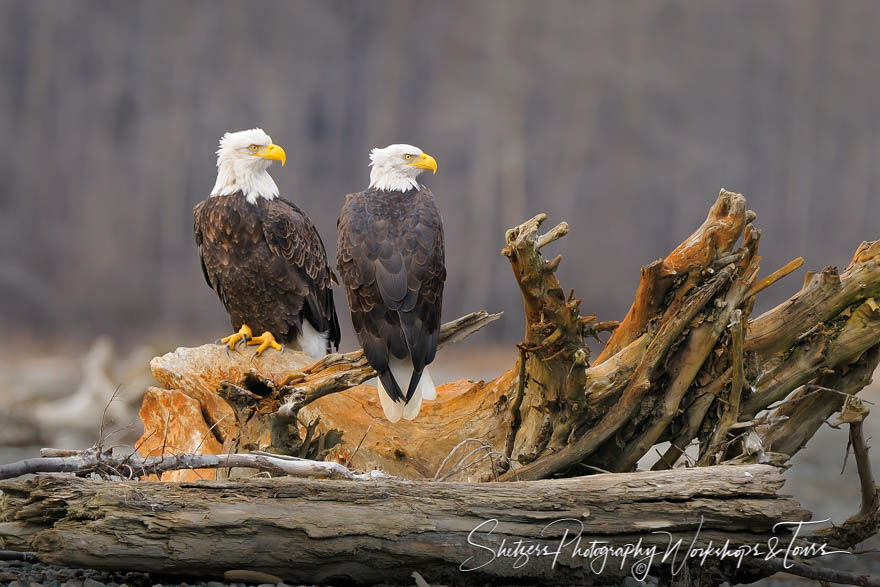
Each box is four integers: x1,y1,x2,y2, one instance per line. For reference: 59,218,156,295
2,4,880,575
3,0,880,354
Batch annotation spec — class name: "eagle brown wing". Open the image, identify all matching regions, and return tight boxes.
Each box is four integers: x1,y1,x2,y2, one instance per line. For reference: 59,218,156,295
263,198,341,351
337,187,445,402
194,194,340,351
193,198,231,311
193,200,214,289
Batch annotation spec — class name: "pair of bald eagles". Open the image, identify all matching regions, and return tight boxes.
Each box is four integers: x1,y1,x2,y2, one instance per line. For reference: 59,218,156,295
193,128,444,423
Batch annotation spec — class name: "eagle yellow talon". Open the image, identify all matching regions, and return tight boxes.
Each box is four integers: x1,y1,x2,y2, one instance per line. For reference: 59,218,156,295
248,331,283,356
220,324,253,350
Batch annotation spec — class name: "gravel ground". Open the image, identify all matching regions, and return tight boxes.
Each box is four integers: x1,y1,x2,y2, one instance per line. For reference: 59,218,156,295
0,559,305,587
0,559,201,586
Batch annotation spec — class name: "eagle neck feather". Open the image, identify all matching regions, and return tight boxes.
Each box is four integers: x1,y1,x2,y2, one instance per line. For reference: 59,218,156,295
211,161,279,204
369,169,421,193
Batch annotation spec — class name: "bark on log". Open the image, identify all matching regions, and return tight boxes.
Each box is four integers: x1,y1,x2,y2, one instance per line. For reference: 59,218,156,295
0,465,809,585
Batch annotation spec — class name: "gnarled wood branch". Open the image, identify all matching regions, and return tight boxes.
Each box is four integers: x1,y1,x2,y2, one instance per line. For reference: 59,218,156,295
596,191,749,363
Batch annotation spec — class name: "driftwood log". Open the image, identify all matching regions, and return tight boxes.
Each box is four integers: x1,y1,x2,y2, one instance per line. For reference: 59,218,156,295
2,189,880,585
0,465,815,585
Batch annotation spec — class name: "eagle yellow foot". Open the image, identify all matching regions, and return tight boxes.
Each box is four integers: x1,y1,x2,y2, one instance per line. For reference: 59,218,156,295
248,331,283,356
219,324,253,350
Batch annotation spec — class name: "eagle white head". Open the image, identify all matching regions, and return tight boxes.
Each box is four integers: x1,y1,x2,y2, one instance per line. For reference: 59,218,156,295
369,144,438,192
211,128,287,204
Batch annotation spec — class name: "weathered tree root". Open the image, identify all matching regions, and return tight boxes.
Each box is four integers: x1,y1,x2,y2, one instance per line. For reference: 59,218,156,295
497,190,880,481
133,189,880,487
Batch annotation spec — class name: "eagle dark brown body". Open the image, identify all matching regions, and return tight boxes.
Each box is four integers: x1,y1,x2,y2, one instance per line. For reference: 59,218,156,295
194,192,340,351
337,186,445,402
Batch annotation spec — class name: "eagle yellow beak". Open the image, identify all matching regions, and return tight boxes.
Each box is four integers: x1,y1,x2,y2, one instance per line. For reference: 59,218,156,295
409,152,437,174
255,143,287,166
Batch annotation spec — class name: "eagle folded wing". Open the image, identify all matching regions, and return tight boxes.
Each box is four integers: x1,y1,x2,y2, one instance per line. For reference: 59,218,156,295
262,199,341,351
193,200,214,290
338,191,445,402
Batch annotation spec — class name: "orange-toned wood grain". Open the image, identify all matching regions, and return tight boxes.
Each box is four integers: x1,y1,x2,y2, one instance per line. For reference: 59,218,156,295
595,190,748,364
136,387,223,481
306,370,517,480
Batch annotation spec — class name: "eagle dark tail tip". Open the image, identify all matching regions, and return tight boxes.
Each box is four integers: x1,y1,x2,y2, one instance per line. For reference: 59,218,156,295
405,370,423,403
379,367,406,403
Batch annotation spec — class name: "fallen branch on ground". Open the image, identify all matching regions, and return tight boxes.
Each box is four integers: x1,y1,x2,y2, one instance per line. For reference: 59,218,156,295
0,448,388,481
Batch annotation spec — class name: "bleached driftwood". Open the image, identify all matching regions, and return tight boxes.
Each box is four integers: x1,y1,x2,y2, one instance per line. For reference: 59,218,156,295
0,448,388,481
0,465,811,585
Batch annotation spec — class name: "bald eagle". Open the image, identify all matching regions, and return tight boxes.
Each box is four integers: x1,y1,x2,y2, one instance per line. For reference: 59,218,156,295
337,144,445,422
194,128,340,357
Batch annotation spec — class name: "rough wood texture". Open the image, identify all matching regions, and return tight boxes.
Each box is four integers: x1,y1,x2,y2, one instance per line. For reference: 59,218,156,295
137,387,223,481
0,466,809,585
595,192,749,364
500,212,625,468
133,189,880,486
504,262,739,480
150,341,314,445
302,374,514,479
138,311,503,479
746,241,880,356
756,346,880,460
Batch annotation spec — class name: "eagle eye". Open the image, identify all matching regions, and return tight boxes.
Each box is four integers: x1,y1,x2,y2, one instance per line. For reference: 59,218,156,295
404,154,412,160
248,144,259,152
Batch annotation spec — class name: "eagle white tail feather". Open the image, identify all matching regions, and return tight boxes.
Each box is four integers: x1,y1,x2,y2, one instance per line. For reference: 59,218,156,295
419,368,436,400
402,385,423,420
402,367,435,420
376,357,436,422
297,321,330,360
377,378,404,423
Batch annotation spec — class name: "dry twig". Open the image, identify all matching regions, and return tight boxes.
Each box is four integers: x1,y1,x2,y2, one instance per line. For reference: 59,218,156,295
0,448,391,481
